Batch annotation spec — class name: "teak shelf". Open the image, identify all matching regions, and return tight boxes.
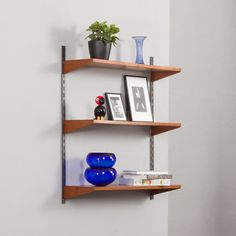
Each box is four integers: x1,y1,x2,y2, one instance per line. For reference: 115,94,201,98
64,185,181,199
60,46,182,203
64,119,181,135
63,58,181,81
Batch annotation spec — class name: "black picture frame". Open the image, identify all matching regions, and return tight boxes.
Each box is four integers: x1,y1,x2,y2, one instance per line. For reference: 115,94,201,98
105,93,127,121
124,75,153,122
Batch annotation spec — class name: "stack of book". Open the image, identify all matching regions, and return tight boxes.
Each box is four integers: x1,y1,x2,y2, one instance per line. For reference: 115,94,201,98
119,170,172,186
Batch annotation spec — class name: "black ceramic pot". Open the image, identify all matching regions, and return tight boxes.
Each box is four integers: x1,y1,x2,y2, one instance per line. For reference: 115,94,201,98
88,40,111,60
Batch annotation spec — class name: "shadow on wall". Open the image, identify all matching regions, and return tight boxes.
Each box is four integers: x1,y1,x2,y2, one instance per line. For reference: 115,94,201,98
42,25,87,74
66,158,86,186
51,25,88,59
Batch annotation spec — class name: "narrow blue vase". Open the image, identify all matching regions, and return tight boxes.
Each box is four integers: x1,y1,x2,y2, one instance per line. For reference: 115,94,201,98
132,36,146,64
85,168,117,186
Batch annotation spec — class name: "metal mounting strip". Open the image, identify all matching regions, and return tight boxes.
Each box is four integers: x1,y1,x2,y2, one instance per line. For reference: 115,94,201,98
61,46,66,204
149,56,154,200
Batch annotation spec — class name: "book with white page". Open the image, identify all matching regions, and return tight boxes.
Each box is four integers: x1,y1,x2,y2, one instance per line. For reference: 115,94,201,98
122,170,168,175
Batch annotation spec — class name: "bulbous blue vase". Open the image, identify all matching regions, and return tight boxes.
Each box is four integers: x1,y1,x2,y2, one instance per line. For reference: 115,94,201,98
86,152,116,168
85,168,117,186
84,152,117,186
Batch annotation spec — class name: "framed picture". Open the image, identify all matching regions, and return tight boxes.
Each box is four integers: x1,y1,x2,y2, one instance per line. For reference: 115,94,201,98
124,75,153,122
105,93,127,121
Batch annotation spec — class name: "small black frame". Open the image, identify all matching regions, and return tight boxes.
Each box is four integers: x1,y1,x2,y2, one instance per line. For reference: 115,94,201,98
105,93,127,121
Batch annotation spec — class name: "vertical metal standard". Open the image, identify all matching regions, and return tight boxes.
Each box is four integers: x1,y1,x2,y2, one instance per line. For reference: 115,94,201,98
149,56,155,200
61,46,66,204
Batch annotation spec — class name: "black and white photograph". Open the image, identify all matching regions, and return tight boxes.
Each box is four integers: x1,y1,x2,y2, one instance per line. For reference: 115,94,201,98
124,75,153,121
105,93,127,121
132,86,147,112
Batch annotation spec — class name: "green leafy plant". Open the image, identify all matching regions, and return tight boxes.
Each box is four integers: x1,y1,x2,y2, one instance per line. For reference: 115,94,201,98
86,21,120,46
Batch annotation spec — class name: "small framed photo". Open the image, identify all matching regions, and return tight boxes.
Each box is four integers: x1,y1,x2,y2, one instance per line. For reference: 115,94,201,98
124,75,153,122
105,93,127,121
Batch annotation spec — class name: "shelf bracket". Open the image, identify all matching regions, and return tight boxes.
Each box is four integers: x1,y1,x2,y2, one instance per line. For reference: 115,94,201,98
61,46,66,204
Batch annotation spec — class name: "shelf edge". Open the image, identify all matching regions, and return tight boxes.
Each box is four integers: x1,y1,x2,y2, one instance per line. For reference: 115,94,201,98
64,120,181,135
63,185,181,199
63,59,181,80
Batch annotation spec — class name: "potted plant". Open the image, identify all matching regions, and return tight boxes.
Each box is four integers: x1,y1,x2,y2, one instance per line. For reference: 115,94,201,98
86,21,120,60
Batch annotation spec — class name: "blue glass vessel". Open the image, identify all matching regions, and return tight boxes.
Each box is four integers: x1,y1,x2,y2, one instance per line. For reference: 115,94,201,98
86,152,116,168
132,36,146,64
85,168,117,186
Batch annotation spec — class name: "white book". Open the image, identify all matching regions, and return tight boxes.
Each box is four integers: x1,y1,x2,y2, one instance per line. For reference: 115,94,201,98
122,170,168,175
119,178,144,186
121,174,148,180
119,177,171,186
121,174,173,180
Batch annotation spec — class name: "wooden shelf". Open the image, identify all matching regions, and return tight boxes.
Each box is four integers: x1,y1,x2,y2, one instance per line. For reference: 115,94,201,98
63,58,181,81
64,119,181,135
64,185,181,199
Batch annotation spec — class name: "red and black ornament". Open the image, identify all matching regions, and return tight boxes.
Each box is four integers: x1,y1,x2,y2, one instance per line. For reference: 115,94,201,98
94,95,106,120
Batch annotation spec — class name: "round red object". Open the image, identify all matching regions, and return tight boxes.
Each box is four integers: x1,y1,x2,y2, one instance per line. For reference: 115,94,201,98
95,96,105,105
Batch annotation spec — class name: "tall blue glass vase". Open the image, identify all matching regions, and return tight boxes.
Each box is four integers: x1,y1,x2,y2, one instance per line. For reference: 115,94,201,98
132,36,146,64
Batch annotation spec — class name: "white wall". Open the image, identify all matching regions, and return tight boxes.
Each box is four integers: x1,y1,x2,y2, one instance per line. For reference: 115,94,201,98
169,0,236,236
0,1,171,236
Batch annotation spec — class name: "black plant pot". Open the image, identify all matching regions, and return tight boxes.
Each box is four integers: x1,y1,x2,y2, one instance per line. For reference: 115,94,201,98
88,40,111,60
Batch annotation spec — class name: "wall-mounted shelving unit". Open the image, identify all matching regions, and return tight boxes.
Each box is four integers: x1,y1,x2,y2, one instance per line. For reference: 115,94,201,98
61,46,182,203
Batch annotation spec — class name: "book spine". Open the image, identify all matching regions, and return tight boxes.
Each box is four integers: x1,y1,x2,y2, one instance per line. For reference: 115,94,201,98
122,170,168,175
142,179,171,186
121,174,172,180
147,174,172,179
119,178,171,186
121,174,148,179
119,178,143,186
